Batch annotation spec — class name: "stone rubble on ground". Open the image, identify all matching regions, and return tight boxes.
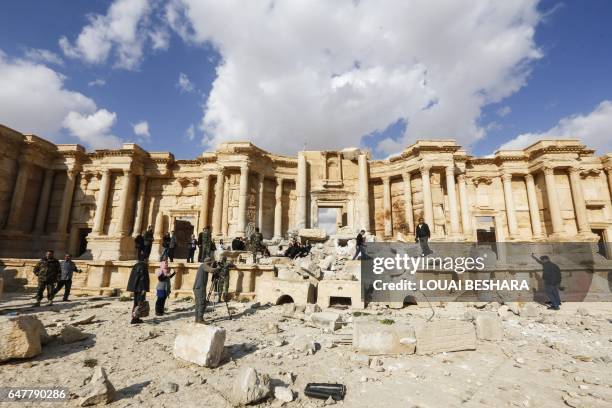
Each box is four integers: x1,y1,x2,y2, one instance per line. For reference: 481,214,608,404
231,366,272,405
79,366,116,407
173,323,226,368
0,315,46,362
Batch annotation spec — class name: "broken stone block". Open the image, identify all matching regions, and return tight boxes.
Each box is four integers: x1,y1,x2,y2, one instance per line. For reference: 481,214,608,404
351,354,371,366
71,314,96,326
415,320,476,355
319,255,336,271
298,228,327,240
0,315,45,362
59,325,90,344
277,266,304,281
173,323,226,367
231,367,271,405
297,258,322,279
281,303,297,317
353,321,416,355
292,336,317,355
309,312,342,331
304,303,322,315
274,386,295,402
80,367,116,407
475,313,503,341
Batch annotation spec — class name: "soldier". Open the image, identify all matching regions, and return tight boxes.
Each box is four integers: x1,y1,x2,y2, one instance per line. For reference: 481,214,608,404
33,250,61,307
249,227,265,263
198,226,212,262
214,256,234,302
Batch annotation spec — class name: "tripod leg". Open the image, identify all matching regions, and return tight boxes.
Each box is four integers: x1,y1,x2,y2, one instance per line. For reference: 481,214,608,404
225,300,232,320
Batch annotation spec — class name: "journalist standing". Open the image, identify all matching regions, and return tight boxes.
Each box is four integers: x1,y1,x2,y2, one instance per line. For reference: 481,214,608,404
127,259,150,324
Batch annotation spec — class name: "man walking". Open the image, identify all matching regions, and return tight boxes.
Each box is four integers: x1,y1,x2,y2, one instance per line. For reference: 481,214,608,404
54,253,81,302
532,254,562,310
168,230,178,262
143,225,154,260
33,250,61,307
193,257,212,323
353,230,366,260
415,217,432,256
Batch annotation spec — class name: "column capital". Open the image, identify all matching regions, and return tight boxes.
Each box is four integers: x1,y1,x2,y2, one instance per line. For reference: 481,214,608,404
276,176,284,184
568,166,581,176
501,172,513,182
542,165,555,176
100,168,111,177
217,166,225,176
138,174,147,182
445,165,455,175
457,173,466,183
524,173,534,182
402,170,412,180
420,163,432,173
382,175,390,185
240,161,250,172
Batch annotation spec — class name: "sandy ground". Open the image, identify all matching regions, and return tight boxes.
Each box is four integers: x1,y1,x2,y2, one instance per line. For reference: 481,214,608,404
1,292,611,408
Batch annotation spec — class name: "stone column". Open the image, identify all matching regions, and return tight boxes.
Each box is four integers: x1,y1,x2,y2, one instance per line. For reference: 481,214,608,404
357,153,370,231
420,164,434,227
524,174,542,238
133,176,147,235
115,169,134,236
457,174,471,237
568,167,590,234
221,178,230,237
446,166,461,236
6,161,32,230
274,177,284,239
543,166,563,235
212,169,224,236
198,174,210,231
257,173,265,229
237,162,250,236
34,169,55,233
606,168,612,201
501,172,518,238
382,176,393,237
402,172,414,233
56,168,78,234
296,152,307,229
92,169,111,234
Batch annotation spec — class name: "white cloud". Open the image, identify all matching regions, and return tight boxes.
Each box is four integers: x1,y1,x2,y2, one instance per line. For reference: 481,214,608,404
133,120,150,139
176,72,194,92
150,29,170,50
23,48,64,66
88,78,106,87
165,0,542,155
63,109,122,148
498,101,612,153
186,124,195,141
59,0,152,70
496,106,512,117
0,51,95,136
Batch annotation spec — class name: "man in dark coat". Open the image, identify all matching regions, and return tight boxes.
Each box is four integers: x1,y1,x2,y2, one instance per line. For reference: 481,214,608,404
143,225,154,260
415,217,432,256
160,233,171,261
33,250,61,306
532,254,562,310
134,232,145,261
127,260,150,324
168,231,178,262
193,257,213,323
198,226,212,262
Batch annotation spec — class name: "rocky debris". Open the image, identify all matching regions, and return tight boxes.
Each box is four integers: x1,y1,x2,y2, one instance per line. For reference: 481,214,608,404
173,323,226,367
309,312,342,331
415,320,476,355
353,321,416,355
298,228,328,241
506,302,539,317
0,315,45,361
70,314,96,326
474,313,504,341
59,325,90,343
277,266,304,281
319,255,336,271
292,336,317,355
265,322,281,334
231,367,271,405
161,382,179,394
274,386,295,402
281,303,297,317
79,367,116,407
297,258,322,279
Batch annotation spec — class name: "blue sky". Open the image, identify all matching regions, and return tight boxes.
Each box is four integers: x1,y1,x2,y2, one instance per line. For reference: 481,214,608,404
1,0,611,158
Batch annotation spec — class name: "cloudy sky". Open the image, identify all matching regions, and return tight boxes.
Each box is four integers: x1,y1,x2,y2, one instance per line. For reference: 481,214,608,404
1,0,611,158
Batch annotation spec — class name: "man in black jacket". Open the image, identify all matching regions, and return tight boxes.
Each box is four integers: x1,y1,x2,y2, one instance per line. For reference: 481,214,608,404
532,254,561,310
134,232,145,261
415,218,432,256
127,260,150,324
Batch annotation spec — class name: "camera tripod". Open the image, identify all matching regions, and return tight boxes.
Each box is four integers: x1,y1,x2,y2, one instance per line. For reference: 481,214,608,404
205,275,233,320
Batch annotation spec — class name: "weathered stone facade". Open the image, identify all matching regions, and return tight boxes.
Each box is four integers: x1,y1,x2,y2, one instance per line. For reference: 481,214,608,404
2,124,612,262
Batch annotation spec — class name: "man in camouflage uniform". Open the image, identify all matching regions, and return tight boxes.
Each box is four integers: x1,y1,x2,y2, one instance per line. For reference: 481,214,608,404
33,250,61,307
198,226,212,262
249,227,266,263
213,256,234,302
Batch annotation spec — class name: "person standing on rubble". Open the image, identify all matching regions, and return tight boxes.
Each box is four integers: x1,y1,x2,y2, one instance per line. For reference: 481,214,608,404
353,230,366,260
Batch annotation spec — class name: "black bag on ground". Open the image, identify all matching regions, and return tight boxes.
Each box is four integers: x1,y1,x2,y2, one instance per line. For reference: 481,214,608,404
304,383,346,401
